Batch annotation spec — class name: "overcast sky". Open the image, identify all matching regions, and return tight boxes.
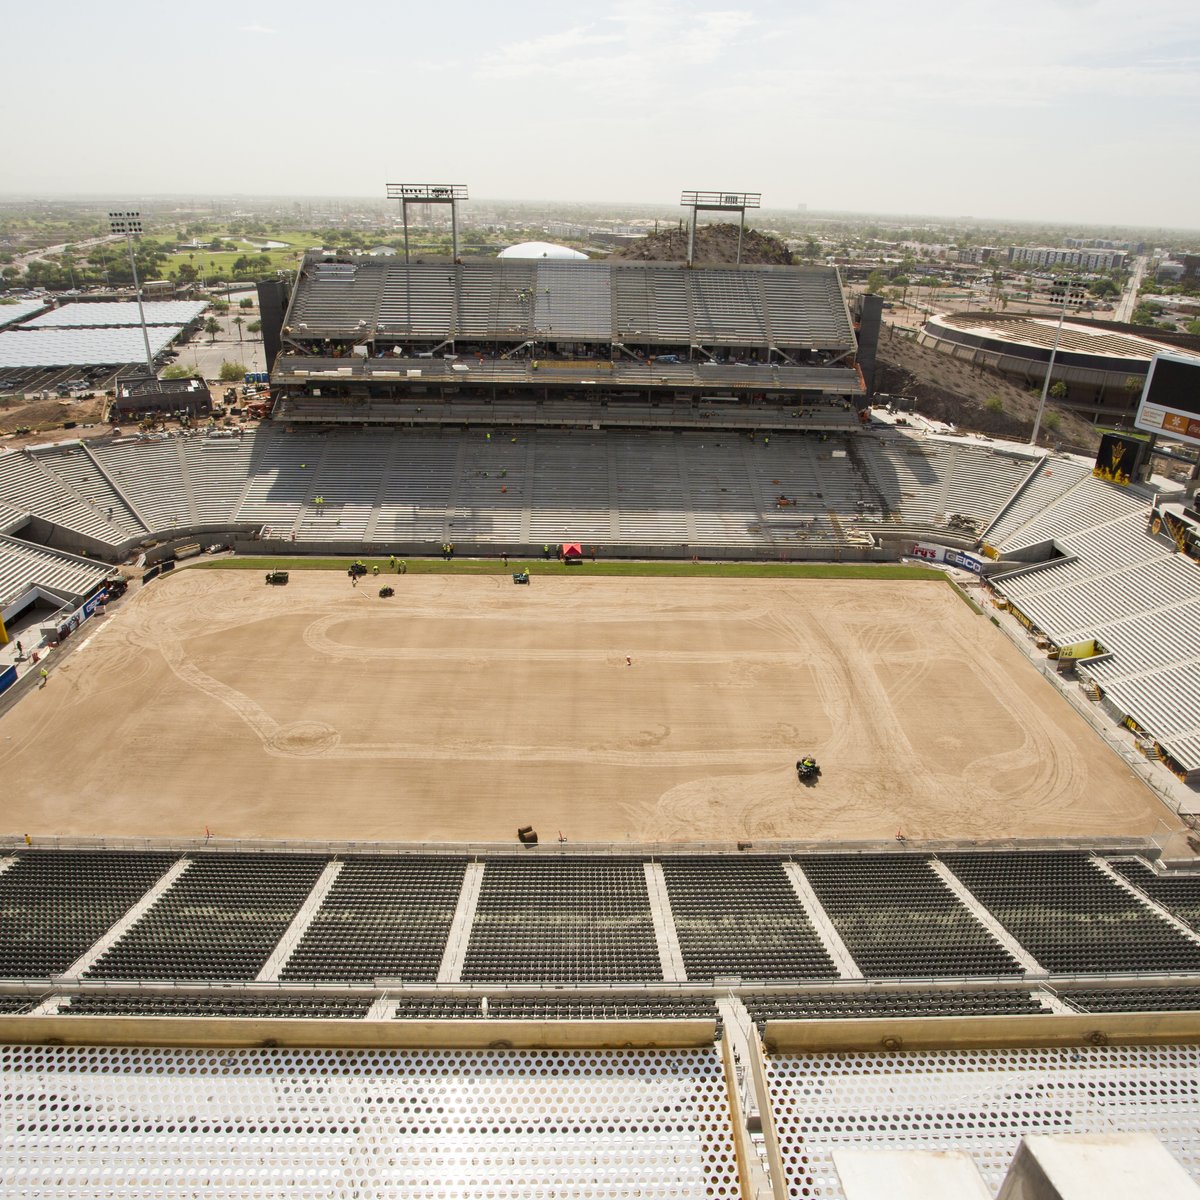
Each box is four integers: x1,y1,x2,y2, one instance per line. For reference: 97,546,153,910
4,0,1198,229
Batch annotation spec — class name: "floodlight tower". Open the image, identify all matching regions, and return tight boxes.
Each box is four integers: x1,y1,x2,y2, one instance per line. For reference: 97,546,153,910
1029,279,1076,446
385,184,469,263
680,190,762,265
108,211,156,377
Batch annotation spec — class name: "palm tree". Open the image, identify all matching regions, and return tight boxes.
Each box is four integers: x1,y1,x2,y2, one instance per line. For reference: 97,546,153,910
204,317,221,343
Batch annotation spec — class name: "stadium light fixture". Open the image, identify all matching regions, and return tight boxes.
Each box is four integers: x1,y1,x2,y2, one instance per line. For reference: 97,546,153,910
385,184,469,264
680,190,762,266
108,210,156,377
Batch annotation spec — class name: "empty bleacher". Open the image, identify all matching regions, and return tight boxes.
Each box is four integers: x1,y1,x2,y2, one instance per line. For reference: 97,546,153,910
661,857,838,982
940,852,1200,974
35,445,146,538
796,854,1022,977
461,858,662,984
1108,859,1200,933
0,851,178,978
9,426,1051,557
1060,986,1200,1013
92,437,198,532
87,854,326,982
280,856,467,984
392,993,717,1021
61,992,373,1018
0,533,112,604
0,449,129,544
742,988,1047,1023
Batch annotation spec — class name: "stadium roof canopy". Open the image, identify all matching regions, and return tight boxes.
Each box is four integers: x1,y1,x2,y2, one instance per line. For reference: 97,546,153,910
283,255,855,351
0,299,50,329
0,326,182,367
498,241,588,260
27,301,208,328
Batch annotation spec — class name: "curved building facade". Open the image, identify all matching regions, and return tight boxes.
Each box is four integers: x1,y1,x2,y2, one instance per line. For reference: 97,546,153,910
919,312,1197,423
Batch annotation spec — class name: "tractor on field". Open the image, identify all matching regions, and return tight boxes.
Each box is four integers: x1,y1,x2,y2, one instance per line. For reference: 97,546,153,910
265,570,289,585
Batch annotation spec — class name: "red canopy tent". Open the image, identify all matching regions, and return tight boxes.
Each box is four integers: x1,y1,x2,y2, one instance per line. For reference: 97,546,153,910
562,542,583,560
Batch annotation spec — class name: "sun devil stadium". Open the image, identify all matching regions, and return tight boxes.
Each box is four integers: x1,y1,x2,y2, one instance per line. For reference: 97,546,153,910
3,188,1200,1198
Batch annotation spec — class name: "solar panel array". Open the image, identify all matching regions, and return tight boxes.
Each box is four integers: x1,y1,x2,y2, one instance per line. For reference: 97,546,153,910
26,301,208,328
0,325,181,367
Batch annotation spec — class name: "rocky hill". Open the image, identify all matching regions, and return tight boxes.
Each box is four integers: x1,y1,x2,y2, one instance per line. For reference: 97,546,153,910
875,332,1102,455
614,222,792,265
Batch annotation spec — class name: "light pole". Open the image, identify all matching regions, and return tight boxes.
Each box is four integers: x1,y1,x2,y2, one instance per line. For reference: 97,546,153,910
108,211,156,377
1030,280,1072,446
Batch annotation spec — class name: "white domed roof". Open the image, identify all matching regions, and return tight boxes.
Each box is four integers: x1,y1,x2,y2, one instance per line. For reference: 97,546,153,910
498,241,588,260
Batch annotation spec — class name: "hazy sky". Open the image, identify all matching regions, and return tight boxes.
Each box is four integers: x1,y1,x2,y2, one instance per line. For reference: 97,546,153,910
5,0,1198,228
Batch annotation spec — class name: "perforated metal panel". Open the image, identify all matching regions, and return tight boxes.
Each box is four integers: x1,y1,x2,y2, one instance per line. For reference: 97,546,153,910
766,1044,1200,1199
0,1044,740,1199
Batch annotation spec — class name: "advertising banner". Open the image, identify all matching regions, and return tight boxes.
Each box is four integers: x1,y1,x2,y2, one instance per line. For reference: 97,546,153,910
944,548,985,574
909,542,945,562
1092,433,1144,487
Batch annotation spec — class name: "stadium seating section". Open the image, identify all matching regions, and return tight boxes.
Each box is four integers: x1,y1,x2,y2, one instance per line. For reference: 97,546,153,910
461,858,661,983
742,988,1048,1023
280,856,466,984
86,854,326,982
0,851,178,978
2,850,1200,1022
939,852,1200,974
796,854,1022,977
661,857,838,981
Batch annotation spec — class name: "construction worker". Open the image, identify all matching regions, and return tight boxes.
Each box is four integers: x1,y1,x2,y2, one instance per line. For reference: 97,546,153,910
372,564,380,577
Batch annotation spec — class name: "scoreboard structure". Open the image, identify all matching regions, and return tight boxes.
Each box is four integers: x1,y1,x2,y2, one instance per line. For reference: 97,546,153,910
1135,351,1200,449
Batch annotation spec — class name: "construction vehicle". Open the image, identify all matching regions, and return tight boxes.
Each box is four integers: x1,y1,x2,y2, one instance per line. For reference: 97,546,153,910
379,586,395,598
265,570,289,585
796,756,820,783
512,572,530,584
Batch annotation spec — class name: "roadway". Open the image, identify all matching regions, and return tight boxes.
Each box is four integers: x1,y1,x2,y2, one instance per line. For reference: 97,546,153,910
1114,255,1148,325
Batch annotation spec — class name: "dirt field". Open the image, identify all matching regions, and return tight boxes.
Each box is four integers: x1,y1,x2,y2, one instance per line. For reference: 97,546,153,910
0,570,1174,844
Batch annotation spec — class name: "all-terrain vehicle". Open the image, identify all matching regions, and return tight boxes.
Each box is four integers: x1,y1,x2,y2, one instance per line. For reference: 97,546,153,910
265,570,289,585
796,757,820,783
379,586,395,598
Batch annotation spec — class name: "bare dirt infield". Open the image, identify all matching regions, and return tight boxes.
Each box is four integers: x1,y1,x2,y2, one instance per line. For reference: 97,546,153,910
0,570,1172,843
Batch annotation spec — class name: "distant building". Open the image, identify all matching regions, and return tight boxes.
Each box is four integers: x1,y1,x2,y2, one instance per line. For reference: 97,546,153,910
1156,255,1200,285
957,246,998,265
112,376,212,421
1008,246,1126,271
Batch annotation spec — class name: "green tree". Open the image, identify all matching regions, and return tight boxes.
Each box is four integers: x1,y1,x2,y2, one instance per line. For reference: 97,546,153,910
1049,381,1069,401
204,317,221,343
162,364,200,379
247,319,262,333
239,297,253,309
865,270,887,295
1186,320,1200,336
218,360,247,382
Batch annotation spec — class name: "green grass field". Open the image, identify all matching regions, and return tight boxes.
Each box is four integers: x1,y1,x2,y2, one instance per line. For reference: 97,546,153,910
192,555,967,585
153,231,314,282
